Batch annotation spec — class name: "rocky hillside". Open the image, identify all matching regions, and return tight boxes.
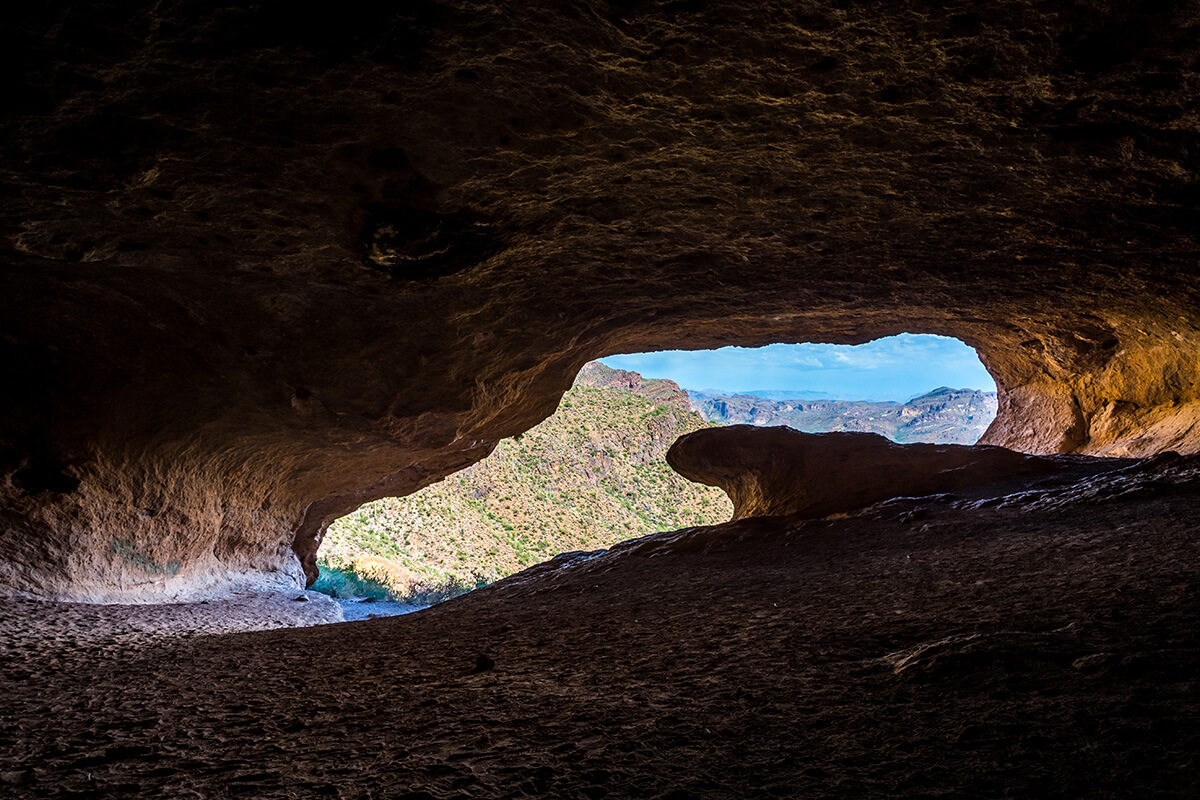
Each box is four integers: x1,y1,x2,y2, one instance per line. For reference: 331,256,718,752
573,361,693,407
319,363,729,600
689,387,998,445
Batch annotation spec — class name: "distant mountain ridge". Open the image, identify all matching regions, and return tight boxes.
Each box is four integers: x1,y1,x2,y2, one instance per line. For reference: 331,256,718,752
687,386,998,445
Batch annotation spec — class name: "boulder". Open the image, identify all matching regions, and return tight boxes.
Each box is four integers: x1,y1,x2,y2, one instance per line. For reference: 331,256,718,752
667,426,1064,520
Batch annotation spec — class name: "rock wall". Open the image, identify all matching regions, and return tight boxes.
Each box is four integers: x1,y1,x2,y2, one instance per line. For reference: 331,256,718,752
2,1,1199,599
667,426,1092,520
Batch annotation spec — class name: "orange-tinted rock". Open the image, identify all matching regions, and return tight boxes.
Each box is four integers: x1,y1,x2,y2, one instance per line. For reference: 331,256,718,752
2,1,1199,598
667,426,1070,520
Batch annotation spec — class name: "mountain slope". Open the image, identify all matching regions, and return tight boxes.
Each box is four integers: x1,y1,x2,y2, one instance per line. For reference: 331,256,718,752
689,386,998,444
319,363,729,599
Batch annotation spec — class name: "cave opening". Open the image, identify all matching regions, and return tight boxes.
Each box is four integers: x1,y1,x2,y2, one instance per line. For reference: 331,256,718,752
602,333,999,440
312,334,997,618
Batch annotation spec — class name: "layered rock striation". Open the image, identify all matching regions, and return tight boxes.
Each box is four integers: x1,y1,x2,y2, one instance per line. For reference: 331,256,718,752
2,1,1199,598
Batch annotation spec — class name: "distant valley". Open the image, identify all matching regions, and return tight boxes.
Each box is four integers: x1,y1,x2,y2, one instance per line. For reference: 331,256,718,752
687,386,998,445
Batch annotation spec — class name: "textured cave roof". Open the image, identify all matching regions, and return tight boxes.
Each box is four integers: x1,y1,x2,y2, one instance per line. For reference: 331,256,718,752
1,0,1199,597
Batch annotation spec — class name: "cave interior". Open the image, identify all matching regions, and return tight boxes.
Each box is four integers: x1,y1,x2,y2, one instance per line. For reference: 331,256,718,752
2,1,1199,797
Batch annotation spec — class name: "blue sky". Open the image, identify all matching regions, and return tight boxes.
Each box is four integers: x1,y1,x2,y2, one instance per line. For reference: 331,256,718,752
599,334,996,402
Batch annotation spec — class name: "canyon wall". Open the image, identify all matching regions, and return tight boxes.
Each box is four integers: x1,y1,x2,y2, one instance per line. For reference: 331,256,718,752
2,0,1198,599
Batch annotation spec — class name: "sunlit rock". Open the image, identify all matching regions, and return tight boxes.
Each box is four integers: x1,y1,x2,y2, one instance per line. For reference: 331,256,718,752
667,426,1079,520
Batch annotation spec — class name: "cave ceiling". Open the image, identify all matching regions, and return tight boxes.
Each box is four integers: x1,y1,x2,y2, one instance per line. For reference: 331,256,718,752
2,0,1198,598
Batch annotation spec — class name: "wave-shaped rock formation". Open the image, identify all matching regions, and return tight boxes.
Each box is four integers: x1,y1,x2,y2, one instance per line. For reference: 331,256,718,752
667,426,1118,520
2,453,1197,798
2,1,1199,601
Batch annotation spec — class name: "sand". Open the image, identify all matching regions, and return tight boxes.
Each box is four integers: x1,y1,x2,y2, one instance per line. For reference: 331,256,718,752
1,456,1198,798
0,590,343,660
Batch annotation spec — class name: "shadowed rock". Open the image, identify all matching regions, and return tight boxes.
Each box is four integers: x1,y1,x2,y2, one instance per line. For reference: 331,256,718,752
667,426,1070,520
2,1,1200,598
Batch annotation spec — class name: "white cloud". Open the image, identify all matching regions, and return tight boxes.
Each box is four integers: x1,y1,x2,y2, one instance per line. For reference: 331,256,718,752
601,334,994,401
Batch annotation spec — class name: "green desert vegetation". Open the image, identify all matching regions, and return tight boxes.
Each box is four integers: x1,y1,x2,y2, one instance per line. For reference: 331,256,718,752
318,370,731,604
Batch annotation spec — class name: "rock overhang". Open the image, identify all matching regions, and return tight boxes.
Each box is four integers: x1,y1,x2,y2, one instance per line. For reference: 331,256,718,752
2,0,1199,599
665,425,1135,522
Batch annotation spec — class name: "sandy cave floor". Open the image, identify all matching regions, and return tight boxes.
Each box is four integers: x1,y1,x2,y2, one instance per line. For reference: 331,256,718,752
0,590,344,653
1,463,1199,799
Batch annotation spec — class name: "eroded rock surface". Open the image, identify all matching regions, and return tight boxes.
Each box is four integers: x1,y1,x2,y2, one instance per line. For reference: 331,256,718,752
2,1,1200,597
667,425,1125,520
2,455,1197,798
